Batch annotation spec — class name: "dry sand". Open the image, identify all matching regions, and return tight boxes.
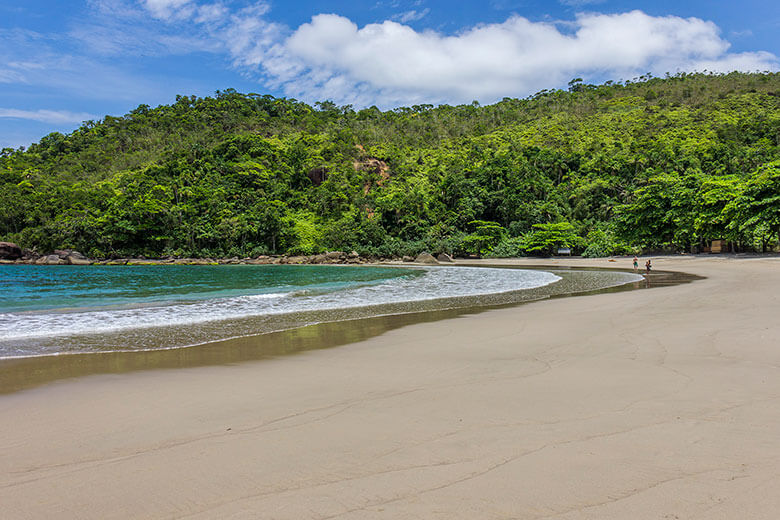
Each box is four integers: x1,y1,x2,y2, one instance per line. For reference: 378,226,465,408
2,256,780,519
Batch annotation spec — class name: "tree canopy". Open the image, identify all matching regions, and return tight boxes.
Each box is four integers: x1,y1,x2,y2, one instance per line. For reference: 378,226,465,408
2,72,779,258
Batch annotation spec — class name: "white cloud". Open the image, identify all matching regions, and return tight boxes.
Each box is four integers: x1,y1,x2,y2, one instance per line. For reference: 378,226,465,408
0,27,169,101
12,2,779,112
392,8,430,24
143,0,195,20
72,0,219,56
195,3,228,24
218,9,778,107
559,0,606,7
689,51,778,74
0,69,26,83
105,2,777,107
0,108,97,124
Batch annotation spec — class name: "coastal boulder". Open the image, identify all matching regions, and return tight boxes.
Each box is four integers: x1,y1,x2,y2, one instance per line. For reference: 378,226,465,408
414,252,439,264
171,258,217,265
246,256,273,265
0,242,22,260
36,254,65,265
437,253,454,263
284,256,308,265
103,258,129,265
126,259,169,265
191,258,217,265
21,248,38,261
66,255,92,265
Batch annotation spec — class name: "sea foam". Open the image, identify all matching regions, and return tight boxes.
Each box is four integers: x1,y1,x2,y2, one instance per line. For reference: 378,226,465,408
2,267,559,344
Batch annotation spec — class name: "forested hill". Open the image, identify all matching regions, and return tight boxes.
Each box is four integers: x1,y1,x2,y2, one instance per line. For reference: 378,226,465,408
2,72,780,259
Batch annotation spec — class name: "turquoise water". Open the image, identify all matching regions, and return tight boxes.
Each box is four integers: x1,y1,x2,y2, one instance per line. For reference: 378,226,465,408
0,264,569,358
0,264,417,313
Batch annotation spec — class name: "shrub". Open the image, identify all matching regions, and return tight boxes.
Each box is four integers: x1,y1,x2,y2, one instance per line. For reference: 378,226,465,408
461,220,507,256
521,222,581,256
485,237,526,258
581,229,636,257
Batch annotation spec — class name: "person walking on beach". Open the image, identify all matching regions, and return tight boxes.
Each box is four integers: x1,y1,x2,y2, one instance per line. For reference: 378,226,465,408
645,259,652,274
633,256,639,272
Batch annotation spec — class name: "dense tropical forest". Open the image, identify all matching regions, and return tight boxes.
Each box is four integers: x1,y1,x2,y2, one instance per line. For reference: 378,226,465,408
1,71,779,259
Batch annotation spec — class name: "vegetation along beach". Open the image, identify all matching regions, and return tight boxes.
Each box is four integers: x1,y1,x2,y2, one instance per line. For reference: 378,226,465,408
2,73,780,260
2,0,780,518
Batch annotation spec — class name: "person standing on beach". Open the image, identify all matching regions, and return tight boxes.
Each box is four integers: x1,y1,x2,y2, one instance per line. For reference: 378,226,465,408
633,256,639,272
645,259,652,274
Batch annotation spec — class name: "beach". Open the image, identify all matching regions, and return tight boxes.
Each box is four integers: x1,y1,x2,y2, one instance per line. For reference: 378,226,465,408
2,256,780,519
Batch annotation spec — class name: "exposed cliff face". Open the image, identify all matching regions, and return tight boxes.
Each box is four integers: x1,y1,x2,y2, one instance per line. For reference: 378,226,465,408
307,166,328,186
352,147,392,219
354,146,390,195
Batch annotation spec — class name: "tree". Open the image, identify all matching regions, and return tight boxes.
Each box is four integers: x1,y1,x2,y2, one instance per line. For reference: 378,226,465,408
725,161,780,251
522,222,580,256
461,220,506,256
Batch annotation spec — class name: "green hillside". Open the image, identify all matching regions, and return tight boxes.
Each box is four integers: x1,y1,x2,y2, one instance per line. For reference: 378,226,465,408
2,71,779,258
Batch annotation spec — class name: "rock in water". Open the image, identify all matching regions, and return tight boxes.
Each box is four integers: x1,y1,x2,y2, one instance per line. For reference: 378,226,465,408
0,242,22,260
414,252,439,264
437,253,454,263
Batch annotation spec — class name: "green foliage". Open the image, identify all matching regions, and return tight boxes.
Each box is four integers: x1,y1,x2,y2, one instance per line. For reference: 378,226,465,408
724,161,780,251
2,72,780,257
461,220,506,256
485,236,526,258
521,222,581,256
581,228,636,258
286,211,323,255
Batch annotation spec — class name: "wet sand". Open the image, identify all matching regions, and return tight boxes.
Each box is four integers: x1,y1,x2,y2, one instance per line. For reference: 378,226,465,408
2,266,685,395
2,256,780,519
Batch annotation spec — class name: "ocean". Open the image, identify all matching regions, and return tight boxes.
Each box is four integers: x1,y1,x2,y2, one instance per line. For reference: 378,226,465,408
0,264,571,358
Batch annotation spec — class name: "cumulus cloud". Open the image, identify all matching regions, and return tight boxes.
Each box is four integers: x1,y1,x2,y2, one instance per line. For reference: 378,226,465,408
74,2,780,107
0,108,97,124
214,9,778,107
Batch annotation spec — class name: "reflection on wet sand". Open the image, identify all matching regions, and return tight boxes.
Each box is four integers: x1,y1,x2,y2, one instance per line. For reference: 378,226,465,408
0,267,700,394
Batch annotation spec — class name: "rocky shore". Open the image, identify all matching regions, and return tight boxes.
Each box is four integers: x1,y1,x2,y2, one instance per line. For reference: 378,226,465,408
0,241,454,266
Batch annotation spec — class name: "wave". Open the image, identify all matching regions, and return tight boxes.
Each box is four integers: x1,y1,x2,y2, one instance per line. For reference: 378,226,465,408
1,267,559,343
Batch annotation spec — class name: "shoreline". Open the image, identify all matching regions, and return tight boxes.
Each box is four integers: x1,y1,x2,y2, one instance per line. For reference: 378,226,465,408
3,256,780,519
0,249,424,266
0,264,677,394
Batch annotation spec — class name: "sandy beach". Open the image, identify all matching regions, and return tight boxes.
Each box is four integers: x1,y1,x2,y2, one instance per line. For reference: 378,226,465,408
2,256,780,519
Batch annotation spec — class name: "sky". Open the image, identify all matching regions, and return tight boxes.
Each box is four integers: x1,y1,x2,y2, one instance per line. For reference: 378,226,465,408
1,0,778,149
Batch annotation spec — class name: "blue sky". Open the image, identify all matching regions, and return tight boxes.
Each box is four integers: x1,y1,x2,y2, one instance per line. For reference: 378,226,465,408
1,0,778,149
